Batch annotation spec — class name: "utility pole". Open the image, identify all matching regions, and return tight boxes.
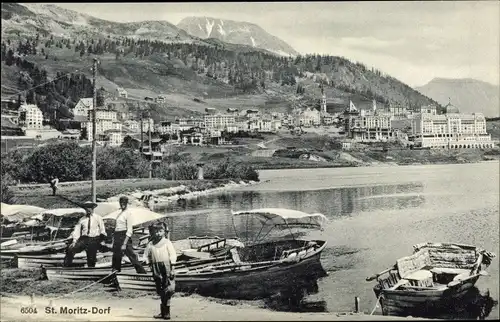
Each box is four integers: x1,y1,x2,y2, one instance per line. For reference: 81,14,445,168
148,111,153,178
139,104,143,153
91,58,98,203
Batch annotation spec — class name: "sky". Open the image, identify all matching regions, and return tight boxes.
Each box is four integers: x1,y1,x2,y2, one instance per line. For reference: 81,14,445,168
54,1,500,88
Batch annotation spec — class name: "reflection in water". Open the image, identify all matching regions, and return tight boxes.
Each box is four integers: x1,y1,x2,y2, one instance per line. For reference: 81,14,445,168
154,163,499,319
163,183,425,241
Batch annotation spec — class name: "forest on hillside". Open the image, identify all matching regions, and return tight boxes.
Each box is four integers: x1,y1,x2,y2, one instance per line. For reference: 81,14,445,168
1,33,441,122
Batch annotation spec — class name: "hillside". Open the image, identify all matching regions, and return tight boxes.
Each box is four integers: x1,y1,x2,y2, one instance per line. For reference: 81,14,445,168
177,16,298,57
1,3,441,121
416,78,499,117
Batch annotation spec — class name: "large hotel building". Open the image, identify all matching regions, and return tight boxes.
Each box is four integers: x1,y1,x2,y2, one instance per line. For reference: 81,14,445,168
409,103,494,149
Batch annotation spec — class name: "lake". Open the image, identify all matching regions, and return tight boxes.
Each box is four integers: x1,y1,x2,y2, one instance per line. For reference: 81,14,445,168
162,161,499,318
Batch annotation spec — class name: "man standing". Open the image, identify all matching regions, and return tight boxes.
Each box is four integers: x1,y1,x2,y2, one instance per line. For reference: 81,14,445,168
50,176,59,196
112,196,147,274
64,201,107,268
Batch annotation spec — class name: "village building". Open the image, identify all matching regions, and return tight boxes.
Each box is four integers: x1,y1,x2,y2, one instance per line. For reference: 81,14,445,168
116,87,128,98
343,100,395,142
204,113,236,132
298,107,321,127
18,104,43,130
155,95,167,103
410,103,494,149
73,98,93,117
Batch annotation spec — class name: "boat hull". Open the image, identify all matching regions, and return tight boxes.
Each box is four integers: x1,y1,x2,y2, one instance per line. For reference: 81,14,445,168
374,275,481,317
117,241,327,300
18,252,113,269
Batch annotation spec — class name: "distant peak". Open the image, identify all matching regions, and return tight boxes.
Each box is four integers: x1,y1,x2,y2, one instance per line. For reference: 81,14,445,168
429,77,486,84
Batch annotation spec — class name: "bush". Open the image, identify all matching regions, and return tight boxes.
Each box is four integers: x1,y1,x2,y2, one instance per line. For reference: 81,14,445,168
203,158,259,181
171,161,199,180
21,142,92,183
1,174,17,204
96,147,149,179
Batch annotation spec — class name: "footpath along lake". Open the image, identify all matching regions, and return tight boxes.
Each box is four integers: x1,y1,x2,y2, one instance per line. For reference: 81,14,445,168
162,162,499,318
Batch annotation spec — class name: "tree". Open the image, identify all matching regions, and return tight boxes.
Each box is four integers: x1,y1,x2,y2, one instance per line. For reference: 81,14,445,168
96,87,105,107
5,49,14,66
21,142,92,182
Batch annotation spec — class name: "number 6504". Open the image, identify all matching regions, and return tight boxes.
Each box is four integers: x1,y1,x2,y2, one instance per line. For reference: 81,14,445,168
21,307,38,314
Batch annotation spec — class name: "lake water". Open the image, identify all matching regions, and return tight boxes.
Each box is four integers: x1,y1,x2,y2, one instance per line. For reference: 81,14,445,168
162,161,499,317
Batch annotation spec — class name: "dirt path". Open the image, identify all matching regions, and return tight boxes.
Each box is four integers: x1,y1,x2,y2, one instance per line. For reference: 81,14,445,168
0,294,421,321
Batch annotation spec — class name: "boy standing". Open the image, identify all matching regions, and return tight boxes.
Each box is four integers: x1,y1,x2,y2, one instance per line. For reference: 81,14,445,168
50,176,59,196
143,222,177,320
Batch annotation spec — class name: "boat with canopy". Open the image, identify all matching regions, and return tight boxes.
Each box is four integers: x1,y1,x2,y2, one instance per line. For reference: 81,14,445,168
115,208,329,299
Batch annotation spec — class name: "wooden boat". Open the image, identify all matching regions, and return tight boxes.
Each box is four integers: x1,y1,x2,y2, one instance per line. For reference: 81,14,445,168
43,255,232,283
366,242,496,318
117,208,329,299
42,236,236,282
17,252,114,269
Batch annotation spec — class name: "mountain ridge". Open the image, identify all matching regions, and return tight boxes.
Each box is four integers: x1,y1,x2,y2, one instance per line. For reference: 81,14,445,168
416,78,499,117
177,16,298,57
1,3,442,121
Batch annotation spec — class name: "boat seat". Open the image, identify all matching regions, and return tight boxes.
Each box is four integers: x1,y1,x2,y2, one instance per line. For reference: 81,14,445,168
430,267,470,276
404,269,434,287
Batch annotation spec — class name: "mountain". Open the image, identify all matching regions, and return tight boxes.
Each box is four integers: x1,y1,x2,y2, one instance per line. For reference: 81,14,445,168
177,16,298,57
416,78,499,117
1,3,440,121
3,3,195,42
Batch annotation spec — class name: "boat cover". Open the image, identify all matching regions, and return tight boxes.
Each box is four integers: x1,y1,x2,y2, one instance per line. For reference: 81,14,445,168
232,208,328,229
103,207,167,226
1,204,46,223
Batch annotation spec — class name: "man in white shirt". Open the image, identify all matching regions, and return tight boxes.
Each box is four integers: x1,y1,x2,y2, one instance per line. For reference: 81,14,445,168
63,201,107,267
112,196,147,274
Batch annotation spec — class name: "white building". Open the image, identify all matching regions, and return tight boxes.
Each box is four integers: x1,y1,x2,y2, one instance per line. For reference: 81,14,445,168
104,129,124,147
204,113,236,131
348,114,394,142
124,120,140,132
116,87,128,98
18,104,43,129
298,108,321,127
73,98,93,117
410,112,494,149
84,109,119,141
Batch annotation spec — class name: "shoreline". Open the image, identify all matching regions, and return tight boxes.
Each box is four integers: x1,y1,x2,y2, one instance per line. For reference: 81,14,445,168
0,294,429,321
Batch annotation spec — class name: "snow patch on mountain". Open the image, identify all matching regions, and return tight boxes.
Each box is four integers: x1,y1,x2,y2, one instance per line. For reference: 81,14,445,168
217,23,226,36
205,18,214,37
250,36,256,47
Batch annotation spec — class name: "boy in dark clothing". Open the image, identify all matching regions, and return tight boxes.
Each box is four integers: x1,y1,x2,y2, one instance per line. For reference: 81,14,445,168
50,176,59,196
143,222,177,320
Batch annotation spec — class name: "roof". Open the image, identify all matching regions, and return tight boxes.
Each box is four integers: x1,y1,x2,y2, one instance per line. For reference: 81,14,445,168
77,98,93,107
232,208,328,229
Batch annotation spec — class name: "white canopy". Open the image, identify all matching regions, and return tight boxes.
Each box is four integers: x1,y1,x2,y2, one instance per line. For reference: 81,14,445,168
103,207,167,227
232,208,328,230
1,204,46,222
38,208,87,218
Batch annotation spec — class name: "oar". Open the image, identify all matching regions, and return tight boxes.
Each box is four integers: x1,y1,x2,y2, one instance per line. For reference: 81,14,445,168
366,266,396,281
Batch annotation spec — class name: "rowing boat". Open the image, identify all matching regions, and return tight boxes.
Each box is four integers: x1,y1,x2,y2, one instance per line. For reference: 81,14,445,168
117,208,329,299
366,242,496,318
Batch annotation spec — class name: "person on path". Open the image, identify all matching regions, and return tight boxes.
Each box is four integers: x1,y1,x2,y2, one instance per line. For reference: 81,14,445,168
63,201,107,267
111,196,147,274
50,176,59,196
143,222,177,320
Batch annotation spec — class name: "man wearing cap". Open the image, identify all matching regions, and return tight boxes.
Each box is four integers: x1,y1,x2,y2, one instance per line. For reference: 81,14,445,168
112,196,147,274
63,201,107,268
